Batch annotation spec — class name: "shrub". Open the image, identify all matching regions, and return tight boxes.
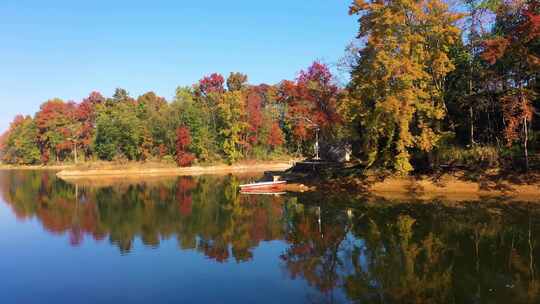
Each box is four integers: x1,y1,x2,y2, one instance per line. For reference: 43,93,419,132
434,145,501,170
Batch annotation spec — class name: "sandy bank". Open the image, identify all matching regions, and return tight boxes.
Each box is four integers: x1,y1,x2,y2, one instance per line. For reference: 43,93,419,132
362,174,540,202
56,162,293,179
0,164,71,171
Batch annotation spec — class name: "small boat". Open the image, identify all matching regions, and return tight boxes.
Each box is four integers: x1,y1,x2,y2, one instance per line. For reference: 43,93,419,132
240,190,286,196
239,176,287,193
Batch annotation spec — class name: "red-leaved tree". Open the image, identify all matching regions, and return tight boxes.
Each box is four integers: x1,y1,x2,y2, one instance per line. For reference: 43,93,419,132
76,92,104,160
176,126,195,167
246,87,264,145
278,62,341,146
176,177,196,216
35,99,79,163
197,73,225,96
268,122,284,149
482,1,539,170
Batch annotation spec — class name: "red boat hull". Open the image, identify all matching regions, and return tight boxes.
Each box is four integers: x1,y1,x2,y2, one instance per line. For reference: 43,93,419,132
239,181,286,193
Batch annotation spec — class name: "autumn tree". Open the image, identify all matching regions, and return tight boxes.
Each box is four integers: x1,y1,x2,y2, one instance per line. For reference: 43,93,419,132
194,73,227,141
34,99,79,163
245,86,264,148
482,0,539,170
197,73,225,96
278,62,341,155
76,92,104,160
242,84,285,158
111,88,133,103
170,86,217,160
217,91,248,162
176,126,195,167
137,91,169,158
267,122,285,149
0,132,7,159
460,0,497,145
2,115,40,164
348,0,462,172
226,72,248,92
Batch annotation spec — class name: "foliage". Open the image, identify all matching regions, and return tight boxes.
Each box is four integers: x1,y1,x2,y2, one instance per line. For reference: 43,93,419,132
0,132,7,158
34,99,79,163
197,73,225,96
226,72,248,92
77,92,104,159
2,2,539,173
171,86,216,161
278,62,341,154
480,1,539,169
94,100,143,161
217,91,248,163
433,144,501,169
176,126,195,167
2,115,41,164
347,0,462,173
268,122,285,148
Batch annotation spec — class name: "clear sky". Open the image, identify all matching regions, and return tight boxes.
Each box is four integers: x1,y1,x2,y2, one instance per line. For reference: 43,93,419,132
0,1,357,133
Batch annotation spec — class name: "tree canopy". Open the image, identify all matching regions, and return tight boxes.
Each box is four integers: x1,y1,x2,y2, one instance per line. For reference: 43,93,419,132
2,0,539,173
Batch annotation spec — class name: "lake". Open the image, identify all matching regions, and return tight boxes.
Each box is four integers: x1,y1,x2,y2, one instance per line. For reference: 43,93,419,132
0,170,539,303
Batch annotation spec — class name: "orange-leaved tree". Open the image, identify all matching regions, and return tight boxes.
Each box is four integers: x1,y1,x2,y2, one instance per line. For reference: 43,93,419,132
348,0,462,173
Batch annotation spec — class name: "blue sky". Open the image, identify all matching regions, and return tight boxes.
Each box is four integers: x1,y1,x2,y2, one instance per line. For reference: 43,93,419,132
0,1,357,133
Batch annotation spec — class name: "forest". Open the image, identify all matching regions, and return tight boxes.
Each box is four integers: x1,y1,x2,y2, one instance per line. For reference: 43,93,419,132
1,0,539,174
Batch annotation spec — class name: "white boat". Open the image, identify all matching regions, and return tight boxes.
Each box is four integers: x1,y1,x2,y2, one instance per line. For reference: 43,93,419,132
239,174,287,193
240,191,286,196
239,180,287,192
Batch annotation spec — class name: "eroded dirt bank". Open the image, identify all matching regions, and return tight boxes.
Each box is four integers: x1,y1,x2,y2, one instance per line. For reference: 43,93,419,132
320,172,540,203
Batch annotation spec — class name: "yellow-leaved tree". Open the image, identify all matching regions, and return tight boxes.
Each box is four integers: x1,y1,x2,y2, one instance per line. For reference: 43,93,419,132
347,0,462,173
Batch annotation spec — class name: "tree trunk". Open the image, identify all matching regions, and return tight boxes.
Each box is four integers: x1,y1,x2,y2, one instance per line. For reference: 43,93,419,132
519,79,529,172
468,38,475,146
73,143,78,164
524,117,529,172
469,106,475,145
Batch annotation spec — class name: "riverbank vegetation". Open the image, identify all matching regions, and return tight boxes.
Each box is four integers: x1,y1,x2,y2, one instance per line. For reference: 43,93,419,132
1,0,539,177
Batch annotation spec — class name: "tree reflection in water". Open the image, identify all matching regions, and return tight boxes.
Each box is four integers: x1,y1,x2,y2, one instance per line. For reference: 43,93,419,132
0,170,539,303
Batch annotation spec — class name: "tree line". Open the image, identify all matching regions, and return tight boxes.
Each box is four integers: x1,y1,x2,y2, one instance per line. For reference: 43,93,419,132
0,63,340,166
1,0,539,173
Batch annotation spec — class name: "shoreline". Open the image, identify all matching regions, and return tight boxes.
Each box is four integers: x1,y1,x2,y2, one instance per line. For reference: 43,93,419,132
3,162,540,202
0,164,73,171
321,173,540,203
55,162,293,179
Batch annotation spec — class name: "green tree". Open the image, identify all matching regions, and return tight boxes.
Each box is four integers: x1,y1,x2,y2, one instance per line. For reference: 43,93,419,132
170,86,217,161
2,115,41,164
112,88,132,103
137,91,169,158
94,101,143,160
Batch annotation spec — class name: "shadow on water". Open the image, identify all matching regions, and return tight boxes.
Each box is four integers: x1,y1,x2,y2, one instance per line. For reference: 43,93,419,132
1,170,539,303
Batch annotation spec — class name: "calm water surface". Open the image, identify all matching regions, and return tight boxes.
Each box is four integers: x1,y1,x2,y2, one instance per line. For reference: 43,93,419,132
1,170,539,303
